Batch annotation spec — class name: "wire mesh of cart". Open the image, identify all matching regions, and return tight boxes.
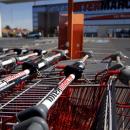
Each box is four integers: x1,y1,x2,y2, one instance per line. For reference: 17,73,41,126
47,67,107,130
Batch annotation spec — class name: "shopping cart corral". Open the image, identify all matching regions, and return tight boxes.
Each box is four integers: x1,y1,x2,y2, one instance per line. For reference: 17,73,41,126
0,50,129,130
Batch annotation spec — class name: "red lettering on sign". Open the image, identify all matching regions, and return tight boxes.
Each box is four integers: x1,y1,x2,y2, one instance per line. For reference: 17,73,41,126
59,75,74,91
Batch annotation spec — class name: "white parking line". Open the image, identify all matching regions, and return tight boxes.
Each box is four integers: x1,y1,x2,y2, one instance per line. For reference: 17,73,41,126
94,52,112,55
84,47,115,51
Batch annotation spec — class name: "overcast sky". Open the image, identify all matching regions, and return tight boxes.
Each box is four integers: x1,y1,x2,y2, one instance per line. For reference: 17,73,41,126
0,0,89,30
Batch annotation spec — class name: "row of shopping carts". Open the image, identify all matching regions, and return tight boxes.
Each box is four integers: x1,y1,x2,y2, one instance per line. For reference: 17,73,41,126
0,48,129,130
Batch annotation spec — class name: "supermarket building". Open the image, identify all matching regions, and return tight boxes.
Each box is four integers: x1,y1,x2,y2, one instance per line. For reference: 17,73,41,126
33,0,130,37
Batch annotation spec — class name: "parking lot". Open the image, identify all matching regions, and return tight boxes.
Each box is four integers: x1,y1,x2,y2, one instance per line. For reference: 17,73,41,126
0,37,129,65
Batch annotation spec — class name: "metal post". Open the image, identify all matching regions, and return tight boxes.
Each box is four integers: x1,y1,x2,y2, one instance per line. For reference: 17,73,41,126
68,0,74,59
108,76,117,130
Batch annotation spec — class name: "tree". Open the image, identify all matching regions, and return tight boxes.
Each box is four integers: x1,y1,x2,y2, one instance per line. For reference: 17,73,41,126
4,25,11,30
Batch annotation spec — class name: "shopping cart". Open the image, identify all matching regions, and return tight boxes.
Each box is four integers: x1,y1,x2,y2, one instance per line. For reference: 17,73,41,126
13,51,107,130
0,49,68,130
89,52,130,130
1,51,129,130
47,52,130,130
50,52,130,130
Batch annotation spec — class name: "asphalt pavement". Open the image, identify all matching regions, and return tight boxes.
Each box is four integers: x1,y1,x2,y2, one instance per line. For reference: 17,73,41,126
84,38,130,65
0,37,58,49
0,37,129,65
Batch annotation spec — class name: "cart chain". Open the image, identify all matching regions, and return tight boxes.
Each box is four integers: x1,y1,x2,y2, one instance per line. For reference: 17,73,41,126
82,73,94,84
37,69,43,77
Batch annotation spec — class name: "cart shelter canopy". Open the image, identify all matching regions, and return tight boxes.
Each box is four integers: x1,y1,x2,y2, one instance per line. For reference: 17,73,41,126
0,0,98,4
0,0,41,3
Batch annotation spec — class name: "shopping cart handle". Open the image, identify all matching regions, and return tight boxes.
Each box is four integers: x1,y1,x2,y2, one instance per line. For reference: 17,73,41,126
33,49,47,55
95,63,124,81
64,61,86,80
53,49,68,57
22,61,38,75
13,48,29,55
64,52,92,80
17,104,48,122
0,48,4,52
118,66,130,85
0,48,10,53
84,50,94,59
117,51,128,59
13,117,48,130
102,51,128,61
64,65,82,80
109,63,124,70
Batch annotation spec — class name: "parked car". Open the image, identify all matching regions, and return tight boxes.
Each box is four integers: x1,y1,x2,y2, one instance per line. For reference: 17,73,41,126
26,32,42,39
16,32,22,38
